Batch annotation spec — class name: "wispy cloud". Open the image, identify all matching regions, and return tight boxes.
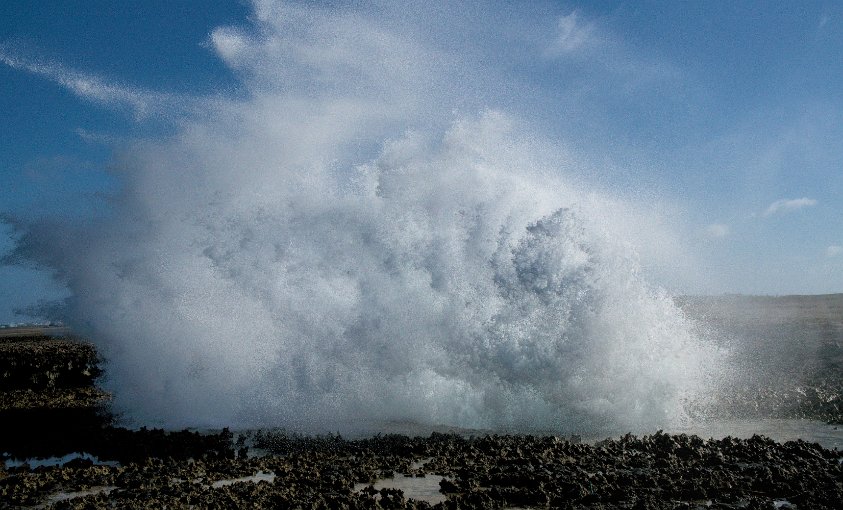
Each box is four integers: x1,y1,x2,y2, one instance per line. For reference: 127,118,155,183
545,11,597,56
74,128,119,145
706,223,729,238
819,13,830,29
540,8,684,97
0,44,193,120
762,197,817,217
827,245,842,258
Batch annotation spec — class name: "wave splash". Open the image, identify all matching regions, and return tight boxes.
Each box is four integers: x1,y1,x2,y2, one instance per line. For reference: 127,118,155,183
11,2,723,434
63,112,718,434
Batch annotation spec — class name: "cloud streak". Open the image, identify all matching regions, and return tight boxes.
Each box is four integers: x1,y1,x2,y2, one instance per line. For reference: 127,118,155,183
762,198,817,217
0,44,195,120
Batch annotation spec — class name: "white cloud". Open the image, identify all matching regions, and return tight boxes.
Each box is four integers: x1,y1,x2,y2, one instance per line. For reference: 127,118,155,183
819,13,830,29
706,223,729,238
545,11,596,56
74,128,118,145
209,27,253,70
540,8,684,97
762,197,817,217
0,45,193,120
827,245,842,258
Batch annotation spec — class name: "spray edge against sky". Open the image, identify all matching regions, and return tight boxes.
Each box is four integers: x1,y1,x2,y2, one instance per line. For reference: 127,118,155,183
4,1,840,433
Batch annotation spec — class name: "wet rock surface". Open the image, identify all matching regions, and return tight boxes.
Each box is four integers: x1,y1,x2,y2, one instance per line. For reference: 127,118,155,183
2,431,842,508
0,336,101,393
2,334,842,508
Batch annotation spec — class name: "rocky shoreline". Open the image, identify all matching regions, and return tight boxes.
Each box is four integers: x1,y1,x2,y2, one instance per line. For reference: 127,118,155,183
2,335,842,508
3,428,843,508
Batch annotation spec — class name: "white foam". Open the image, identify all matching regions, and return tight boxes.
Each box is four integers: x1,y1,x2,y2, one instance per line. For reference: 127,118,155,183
3,452,119,469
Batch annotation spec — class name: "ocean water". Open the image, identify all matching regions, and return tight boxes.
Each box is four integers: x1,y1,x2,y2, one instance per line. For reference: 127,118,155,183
670,419,843,451
12,2,837,438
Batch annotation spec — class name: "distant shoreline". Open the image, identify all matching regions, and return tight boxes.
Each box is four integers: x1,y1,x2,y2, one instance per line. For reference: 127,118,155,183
0,325,71,339
679,292,843,299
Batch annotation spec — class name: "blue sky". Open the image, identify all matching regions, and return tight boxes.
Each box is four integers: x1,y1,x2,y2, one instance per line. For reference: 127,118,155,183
1,1,842,324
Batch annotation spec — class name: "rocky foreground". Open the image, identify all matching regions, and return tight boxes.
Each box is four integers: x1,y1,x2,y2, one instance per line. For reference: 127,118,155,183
2,429,843,509
1,333,842,509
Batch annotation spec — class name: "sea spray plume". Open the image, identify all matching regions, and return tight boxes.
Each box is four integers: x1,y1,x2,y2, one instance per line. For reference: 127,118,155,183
10,113,721,433
5,1,724,433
